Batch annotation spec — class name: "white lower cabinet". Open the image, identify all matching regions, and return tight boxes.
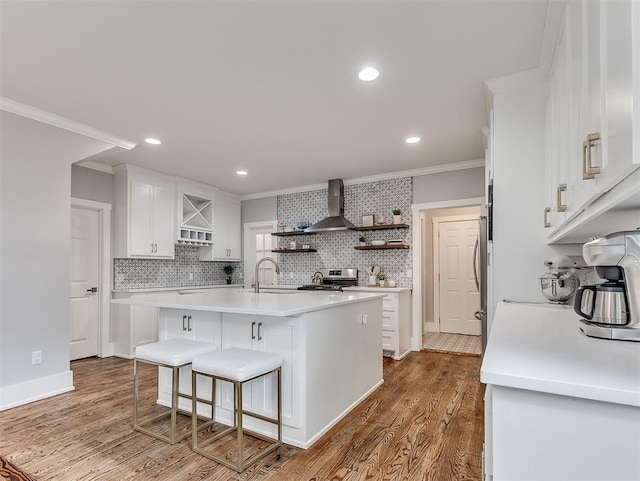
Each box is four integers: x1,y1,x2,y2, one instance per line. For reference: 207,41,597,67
220,315,301,429
381,291,412,360
486,385,640,481
112,293,159,358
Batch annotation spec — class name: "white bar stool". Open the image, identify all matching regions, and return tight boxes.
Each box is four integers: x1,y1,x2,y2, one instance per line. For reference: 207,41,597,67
134,338,217,445
191,348,283,473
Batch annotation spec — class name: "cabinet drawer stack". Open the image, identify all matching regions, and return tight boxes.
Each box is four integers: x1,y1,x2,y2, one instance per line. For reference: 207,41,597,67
381,290,411,360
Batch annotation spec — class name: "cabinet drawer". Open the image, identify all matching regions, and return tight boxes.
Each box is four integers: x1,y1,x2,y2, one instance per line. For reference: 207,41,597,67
382,295,397,311
382,330,398,351
382,311,397,331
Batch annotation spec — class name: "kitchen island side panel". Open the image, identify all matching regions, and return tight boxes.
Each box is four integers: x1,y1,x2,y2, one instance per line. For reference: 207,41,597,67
303,298,384,444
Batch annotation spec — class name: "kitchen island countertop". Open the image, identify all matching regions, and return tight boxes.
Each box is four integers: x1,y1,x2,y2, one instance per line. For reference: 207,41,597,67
111,288,385,317
481,301,640,407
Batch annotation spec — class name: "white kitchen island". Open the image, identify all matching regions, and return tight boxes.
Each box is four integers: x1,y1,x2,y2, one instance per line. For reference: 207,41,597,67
112,289,384,448
481,302,640,481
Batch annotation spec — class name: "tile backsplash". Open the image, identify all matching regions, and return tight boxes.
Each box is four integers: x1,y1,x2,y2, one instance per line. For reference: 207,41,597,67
113,245,243,290
275,177,413,287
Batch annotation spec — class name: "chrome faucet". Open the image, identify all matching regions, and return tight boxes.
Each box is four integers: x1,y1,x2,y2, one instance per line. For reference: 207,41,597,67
254,257,281,293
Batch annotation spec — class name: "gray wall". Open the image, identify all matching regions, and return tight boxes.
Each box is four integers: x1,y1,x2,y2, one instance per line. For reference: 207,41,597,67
0,111,114,409
412,167,484,204
241,196,277,224
71,164,114,204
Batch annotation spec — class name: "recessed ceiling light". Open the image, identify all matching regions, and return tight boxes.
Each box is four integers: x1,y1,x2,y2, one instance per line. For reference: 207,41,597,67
405,136,421,144
145,138,161,145
236,170,248,176
358,67,379,82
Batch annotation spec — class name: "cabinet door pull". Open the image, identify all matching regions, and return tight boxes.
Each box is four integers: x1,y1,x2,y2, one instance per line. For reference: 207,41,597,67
187,315,192,332
582,133,601,180
251,321,256,340
556,184,567,212
544,207,551,228
182,315,187,331
257,322,262,341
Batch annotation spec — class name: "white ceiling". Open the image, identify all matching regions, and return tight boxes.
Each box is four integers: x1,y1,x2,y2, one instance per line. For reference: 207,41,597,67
0,1,549,196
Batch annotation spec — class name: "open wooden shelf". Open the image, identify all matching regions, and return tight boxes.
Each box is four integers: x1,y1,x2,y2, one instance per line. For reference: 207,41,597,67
271,248,317,253
354,244,410,250
271,231,316,236
353,224,409,231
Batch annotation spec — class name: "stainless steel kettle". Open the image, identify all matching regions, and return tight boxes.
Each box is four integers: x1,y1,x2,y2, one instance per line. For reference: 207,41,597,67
574,283,628,325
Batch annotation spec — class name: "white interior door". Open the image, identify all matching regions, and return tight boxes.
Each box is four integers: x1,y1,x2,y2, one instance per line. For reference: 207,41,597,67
70,207,100,360
435,217,480,335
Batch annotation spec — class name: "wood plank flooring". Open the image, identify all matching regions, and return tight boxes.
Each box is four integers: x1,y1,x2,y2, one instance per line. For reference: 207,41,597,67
0,351,483,481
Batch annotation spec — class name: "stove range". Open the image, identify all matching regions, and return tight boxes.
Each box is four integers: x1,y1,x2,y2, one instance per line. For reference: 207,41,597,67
297,268,358,291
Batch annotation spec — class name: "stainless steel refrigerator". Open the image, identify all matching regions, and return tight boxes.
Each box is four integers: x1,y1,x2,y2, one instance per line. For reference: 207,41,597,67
474,215,489,354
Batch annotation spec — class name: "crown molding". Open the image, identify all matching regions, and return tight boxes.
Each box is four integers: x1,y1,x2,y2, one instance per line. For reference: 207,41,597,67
73,160,115,174
0,97,136,150
538,0,566,79
484,68,547,96
240,159,485,201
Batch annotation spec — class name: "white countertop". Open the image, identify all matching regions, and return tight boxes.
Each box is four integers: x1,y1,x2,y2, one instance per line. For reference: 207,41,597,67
481,301,640,407
111,288,385,317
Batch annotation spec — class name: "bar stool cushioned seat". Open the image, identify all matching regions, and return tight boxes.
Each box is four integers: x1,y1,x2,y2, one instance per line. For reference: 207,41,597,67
191,348,283,472
134,339,217,445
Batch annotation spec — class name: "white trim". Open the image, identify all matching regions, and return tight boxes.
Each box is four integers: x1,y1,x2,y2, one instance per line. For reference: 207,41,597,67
240,159,485,200
432,214,480,333
74,160,115,174
243,220,279,289
411,197,484,352
484,68,547,96
0,370,74,411
1,97,136,150
71,197,114,358
297,379,384,449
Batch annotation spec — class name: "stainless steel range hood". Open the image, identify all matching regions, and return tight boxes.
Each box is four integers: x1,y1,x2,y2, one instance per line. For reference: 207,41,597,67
304,179,355,232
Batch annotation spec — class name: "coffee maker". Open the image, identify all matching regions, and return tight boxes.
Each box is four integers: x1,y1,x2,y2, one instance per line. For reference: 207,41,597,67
574,230,640,341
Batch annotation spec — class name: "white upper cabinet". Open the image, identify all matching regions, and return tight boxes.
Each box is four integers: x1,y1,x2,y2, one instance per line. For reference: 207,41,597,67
544,0,640,242
176,178,217,247
114,164,175,258
199,190,241,261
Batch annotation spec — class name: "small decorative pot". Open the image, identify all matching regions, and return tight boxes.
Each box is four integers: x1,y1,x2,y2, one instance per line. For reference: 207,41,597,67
393,214,401,224
378,280,385,287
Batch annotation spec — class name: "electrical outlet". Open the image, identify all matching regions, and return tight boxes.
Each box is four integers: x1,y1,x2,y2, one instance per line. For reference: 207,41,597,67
289,272,294,279
32,350,42,365
188,272,194,281
117,273,124,283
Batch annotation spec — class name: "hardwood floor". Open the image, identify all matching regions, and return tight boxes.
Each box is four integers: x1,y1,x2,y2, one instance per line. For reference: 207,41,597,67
0,351,483,481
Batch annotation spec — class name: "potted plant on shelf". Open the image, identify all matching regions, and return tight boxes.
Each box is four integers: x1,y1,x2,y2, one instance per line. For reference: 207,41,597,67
224,265,234,284
392,209,402,224
377,272,386,287
359,235,367,246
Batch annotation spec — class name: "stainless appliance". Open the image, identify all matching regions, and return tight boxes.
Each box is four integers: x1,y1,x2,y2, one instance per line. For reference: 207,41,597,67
297,268,358,291
574,230,640,341
539,259,580,304
473,215,488,353
304,180,356,232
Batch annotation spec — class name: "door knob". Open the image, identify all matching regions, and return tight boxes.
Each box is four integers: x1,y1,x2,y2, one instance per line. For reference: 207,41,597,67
86,287,97,293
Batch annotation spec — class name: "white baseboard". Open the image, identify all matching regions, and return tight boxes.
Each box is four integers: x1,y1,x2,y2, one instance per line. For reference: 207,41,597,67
301,378,384,449
0,370,75,411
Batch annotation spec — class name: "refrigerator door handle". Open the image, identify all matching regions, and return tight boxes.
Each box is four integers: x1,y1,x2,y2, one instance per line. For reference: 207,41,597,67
473,236,480,291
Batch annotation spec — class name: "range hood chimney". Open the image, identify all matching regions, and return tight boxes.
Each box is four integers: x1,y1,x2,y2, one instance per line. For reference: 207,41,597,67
304,179,355,232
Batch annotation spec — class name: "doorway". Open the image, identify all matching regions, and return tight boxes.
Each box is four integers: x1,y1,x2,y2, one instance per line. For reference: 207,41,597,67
70,198,112,359
411,198,483,353
243,220,278,288
432,213,480,335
